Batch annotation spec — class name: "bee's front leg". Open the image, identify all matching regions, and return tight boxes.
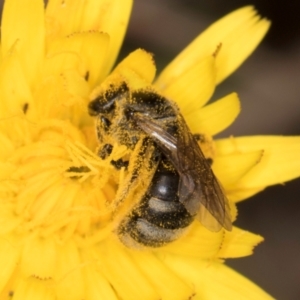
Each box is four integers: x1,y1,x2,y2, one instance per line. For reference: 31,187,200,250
111,137,160,221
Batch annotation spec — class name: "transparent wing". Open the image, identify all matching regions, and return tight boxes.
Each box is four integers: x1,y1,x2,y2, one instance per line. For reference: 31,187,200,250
134,112,232,232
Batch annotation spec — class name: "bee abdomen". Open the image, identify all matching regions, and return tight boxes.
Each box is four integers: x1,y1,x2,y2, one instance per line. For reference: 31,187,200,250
149,171,178,201
120,218,187,247
118,196,194,247
140,197,193,229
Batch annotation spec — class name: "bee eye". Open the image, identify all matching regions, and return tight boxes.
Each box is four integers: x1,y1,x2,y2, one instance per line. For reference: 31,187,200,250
100,116,111,131
88,95,116,115
88,82,129,116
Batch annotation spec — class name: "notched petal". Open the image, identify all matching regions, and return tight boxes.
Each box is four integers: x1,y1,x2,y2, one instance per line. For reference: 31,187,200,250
46,0,133,76
157,56,216,115
216,136,300,201
186,92,240,136
218,226,264,258
215,12,271,84
156,6,270,90
113,49,156,85
163,256,274,300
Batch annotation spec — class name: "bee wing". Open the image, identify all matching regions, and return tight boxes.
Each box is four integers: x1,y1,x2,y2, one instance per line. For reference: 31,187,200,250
134,112,232,232
133,113,178,159
176,115,231,231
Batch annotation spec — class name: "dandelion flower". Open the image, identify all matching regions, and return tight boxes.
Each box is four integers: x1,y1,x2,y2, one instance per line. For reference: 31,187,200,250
0,1,299,299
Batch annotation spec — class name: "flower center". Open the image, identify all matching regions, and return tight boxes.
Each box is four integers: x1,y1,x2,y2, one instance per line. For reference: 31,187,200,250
5,121,115,246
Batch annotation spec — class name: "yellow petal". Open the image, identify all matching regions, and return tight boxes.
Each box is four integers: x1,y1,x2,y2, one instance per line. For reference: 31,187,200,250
218,227,264,258
12,277,55,300
46,0,132,77
21,236,57,278
0,134,15,159
34,71,89,121
0,44,2,65
227,187,265,203
55,240,85,299
46,0,125,36
47,32,110,87
97,50,157,92
216,136,300,201
213,149,263,187
1,0,45,85
186,92,240,136
160,221,224,259
97,240,161,300
163,256,274,300
156,56,216,114
156,6,270,89
83,266,119,300
214,9,270,84
131,249,194,300
42,52,85,78
46,0,83,37
0,201,21,235
95,0,133,76
0,237,20,293
0,53,33,117
113,49,156,85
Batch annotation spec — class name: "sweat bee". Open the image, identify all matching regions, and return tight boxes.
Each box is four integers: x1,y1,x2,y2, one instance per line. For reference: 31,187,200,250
88,83,232,247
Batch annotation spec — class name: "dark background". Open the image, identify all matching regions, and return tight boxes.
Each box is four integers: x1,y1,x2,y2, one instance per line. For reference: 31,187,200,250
122,1,300,299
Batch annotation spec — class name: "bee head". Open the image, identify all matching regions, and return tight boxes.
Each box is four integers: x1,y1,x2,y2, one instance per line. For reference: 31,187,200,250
88,82,129,116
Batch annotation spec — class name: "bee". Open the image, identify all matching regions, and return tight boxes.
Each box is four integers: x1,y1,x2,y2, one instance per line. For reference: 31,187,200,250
88,83,232,247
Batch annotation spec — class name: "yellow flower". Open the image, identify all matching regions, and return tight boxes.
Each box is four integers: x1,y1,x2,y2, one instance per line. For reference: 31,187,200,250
0,0,299,299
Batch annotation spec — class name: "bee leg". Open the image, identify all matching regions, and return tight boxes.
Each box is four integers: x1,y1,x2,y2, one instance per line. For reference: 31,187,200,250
98,144,129,170
112,137,160,212
127,137,160,185
111,159,129,170
98,143,113,159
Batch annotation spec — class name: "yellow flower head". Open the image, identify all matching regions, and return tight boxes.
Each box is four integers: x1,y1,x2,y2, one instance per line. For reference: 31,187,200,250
0,0,299,299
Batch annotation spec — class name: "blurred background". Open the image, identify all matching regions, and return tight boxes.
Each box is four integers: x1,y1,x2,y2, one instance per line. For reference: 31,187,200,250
120,1,300,299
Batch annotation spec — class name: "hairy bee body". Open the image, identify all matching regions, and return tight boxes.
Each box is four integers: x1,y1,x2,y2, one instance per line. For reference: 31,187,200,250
118,155,194,247
89,84,231,247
